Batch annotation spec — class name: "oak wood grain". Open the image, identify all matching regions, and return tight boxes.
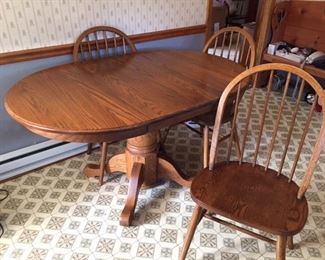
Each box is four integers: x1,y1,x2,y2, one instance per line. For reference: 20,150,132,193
271,1,325,52
191,162,308,236
120,162,144,226
5,50,244,144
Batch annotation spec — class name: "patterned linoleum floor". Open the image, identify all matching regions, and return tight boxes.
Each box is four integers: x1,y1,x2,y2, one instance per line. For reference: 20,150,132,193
0,89,325,260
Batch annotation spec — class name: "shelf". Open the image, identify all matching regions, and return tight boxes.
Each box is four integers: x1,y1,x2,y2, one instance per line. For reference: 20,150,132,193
263,53,325,79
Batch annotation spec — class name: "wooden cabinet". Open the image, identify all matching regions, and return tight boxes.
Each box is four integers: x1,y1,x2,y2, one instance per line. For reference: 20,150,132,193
263,1,325,79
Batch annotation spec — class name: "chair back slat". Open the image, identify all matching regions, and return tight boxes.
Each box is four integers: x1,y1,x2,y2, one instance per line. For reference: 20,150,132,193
265,72,291,171
212,36,219,56
220,33,227,58
298,116,325,198
226,82,242,162
227,31,234,60
239,73,258,164
103,32,109,56
80,43,85,60
244,46,251,68
122,37,127,54
73,26,136,62
253,70,274,166
278,79,305,176
239,40,246,65
94,32,101,58
86,35,93,59
212,37,218,56
234,33,241,62
290,98,316,182
209,63,325,199
113,33,118,55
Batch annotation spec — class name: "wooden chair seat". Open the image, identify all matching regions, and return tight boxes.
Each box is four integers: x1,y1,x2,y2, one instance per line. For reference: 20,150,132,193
191,162,308,236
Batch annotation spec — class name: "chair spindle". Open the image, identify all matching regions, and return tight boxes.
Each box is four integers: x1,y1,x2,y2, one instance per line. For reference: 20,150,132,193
220,32,227,58
227,31,234,60
278,79,306,176
122,37,126,54
265,72,291,171
113,33,117,55
234,33,241,62
245,47,251,67
239,39,246,64
253,70,275,166
80,43,85,60
226,82,242,162
103,32,109,57
86,35,93,59
94,32,101,58
213,36,219,56
289,97,316,181
239,73,258,164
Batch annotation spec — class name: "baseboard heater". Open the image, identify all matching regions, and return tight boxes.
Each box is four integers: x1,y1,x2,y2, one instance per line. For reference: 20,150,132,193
0,140,89,182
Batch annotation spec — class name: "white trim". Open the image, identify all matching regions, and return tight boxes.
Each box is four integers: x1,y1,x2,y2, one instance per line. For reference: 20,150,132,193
0,140,61,162
0,142,90,181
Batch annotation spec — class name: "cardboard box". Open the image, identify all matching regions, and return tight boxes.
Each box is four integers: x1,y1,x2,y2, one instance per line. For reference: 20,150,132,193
211,6,228,32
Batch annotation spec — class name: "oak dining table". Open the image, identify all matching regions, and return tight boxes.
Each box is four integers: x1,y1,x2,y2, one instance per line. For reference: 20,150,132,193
5,50,245,226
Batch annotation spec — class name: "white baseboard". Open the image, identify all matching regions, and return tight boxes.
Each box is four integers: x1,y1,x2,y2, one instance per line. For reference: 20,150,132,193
0,141,90,181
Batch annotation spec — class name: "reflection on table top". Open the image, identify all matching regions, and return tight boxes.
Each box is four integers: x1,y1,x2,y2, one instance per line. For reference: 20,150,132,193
5,50,245,143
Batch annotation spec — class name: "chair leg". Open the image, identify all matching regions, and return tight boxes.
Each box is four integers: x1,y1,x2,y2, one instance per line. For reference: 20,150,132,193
180,205,206,260
287,235,294,250
87,143,93,154
203,125,209,168
276,235,287,260
233,125,241,160
159,127,171,147
99,142,108,185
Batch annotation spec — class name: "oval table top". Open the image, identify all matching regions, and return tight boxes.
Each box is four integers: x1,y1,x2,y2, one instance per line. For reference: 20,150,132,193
5,50,245,143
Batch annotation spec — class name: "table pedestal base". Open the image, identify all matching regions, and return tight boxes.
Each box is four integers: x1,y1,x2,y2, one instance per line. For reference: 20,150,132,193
84,132,193,226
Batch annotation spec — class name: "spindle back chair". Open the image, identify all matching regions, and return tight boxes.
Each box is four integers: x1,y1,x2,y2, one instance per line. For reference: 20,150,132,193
190,27,256,167
73,26,136,62
203,26,256,68
72,26,136,185
181,63,325,260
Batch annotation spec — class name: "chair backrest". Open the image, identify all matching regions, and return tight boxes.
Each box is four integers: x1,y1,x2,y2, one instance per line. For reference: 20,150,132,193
73,26,136,62
203,26,256,68
209,63,325,199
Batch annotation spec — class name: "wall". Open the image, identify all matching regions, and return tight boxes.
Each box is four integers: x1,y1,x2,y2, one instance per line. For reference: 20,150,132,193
0,0,207,53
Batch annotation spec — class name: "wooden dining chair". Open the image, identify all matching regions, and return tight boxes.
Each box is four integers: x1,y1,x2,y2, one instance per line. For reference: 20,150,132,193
190,26,256,168
180,63,325,260
73,25,136,63
73,26,137,185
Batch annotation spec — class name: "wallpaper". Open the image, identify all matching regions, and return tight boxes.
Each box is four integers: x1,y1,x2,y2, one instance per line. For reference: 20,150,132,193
0,0,207,53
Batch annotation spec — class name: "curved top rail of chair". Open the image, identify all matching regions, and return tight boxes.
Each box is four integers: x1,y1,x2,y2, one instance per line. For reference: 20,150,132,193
72,25,137,62
219,63,325,114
